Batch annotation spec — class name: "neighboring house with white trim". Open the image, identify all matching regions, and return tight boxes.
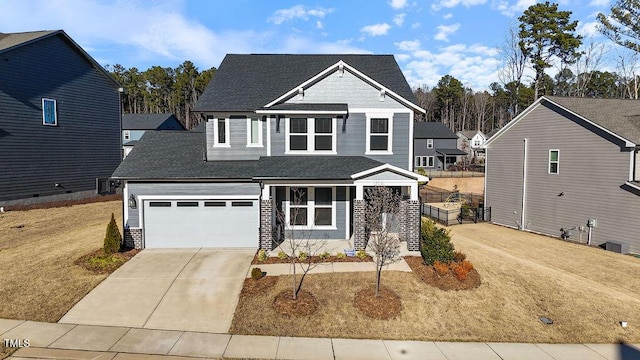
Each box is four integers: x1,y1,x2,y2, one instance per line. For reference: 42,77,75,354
112,54,428,251
414,122,466,170
485,96,640,254
122,113,185,159
457,130,487,158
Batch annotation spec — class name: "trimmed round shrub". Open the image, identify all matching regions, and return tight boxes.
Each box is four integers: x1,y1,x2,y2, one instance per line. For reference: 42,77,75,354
251,267,263,280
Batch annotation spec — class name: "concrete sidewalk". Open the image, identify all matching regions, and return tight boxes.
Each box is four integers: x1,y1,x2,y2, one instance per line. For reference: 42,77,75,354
248,258,413,277
3,319,640,360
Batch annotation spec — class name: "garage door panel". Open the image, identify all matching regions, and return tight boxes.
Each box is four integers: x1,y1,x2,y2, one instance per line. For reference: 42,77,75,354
143,200,259,248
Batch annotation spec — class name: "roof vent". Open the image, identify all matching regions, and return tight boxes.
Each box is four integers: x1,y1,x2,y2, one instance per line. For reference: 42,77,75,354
298,87,304,101
338,63,344,77
379,89,386,102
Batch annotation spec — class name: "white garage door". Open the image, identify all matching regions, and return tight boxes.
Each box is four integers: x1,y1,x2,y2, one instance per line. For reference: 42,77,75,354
143,199,259,248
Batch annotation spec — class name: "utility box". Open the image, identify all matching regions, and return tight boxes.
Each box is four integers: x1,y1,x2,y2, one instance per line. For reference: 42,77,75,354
605,241,629,254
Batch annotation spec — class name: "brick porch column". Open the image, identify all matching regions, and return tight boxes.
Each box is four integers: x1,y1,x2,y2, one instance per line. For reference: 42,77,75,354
124,228,143,249
260,199,273,250
353,199,367,250
406,200,420,251
398,200,408,242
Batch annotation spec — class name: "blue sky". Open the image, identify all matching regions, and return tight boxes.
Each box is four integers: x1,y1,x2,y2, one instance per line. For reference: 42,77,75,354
0,0,624,90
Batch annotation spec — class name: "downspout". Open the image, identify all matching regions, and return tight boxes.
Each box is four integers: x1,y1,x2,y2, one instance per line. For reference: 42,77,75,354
521,138,528,230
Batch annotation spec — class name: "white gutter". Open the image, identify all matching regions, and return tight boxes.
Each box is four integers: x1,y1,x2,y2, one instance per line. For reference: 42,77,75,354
521,138,528,230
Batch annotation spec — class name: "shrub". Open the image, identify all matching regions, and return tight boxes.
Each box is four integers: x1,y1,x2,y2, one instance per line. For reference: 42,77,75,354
251,267,263,280
461,260,474,271
453,251,467,263
451,263,469,281
356,249,368,259
336,252,347,259
277,251,288,260
319,252,331,260
103,213,122,255
420,219,454,265
298,252,308,262
257,249,268,262
433,261,449,276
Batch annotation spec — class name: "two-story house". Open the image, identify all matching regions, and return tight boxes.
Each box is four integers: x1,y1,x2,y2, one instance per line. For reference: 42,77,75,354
0,30,121,204
486,96,640,254
112,54,428,251
457,130,486,158
122,113,184,158
414,122,466,170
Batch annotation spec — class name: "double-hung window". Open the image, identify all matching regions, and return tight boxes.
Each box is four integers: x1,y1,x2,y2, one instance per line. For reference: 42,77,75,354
366,113,393,154
247,117,262,147
549,150,559,174
212,116,230,147
415,156,434,168
123,130,131,141
288,187,334,228
286,117,336,153
426,139,433,149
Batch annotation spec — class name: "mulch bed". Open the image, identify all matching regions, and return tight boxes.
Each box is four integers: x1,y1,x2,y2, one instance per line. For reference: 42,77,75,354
404,256,481,291
75,248,140,274
241,276,279,296
273,289,319,317
353,286,403,320
252,253,373,264
4,194,121,211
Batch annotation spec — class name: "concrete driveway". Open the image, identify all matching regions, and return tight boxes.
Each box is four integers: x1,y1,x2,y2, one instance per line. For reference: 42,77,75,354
59,248,254,333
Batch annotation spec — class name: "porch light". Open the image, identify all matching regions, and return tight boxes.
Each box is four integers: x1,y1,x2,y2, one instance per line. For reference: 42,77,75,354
128,194,137,209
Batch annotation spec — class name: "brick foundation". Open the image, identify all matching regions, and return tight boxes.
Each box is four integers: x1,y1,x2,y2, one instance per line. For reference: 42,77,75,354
124,228,143,249
406,200,420,251
260,199,273,250
353,200,367,250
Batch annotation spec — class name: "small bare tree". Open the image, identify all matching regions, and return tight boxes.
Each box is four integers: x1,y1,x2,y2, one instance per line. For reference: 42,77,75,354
277,187,327,300
364,186,403,297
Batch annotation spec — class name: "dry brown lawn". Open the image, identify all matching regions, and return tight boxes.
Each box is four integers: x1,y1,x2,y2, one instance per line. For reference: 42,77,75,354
0,201,123,322
231,223,640,343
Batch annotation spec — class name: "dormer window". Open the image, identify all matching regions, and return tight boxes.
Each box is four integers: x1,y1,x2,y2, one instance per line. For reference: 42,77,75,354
213,117,230,147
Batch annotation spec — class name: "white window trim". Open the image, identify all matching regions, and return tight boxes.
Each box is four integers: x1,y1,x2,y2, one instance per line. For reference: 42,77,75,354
284,117,338,154
285,186,337,230
213,118,230,148
549,149,559,174
365,112,393,155
123,130,131,141
415,156,435,168
42,98,57,126
246,117,263,147
426,139,433,149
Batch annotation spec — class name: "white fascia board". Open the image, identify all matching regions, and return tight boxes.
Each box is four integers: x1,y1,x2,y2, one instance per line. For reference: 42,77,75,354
263,60,426,114
351,163,429,182
255,109,347,115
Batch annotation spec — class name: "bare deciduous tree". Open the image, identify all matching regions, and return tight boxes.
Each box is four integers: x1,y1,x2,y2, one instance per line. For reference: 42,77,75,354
277,187,327,300
498,22,528,115
364,186,403,297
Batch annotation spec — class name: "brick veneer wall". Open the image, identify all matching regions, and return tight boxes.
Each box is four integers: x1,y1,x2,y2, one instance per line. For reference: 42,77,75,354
398,200,407,242
406,200,420,251
353,199,367,250
260,199,273,250
124,228,143,249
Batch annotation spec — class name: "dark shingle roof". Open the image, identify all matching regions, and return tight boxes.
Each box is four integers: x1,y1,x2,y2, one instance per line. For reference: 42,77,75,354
436,149,468,156
194,54,418,112
254,156,383,180
414,122,457,139
122,113,184,130
544,96,640,144
0,30,56,52
112,132,257,179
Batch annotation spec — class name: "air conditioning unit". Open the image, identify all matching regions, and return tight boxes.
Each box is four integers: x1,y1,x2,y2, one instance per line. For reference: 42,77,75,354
605,241,629,254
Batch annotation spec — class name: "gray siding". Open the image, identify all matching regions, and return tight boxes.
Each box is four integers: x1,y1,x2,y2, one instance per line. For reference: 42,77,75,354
414,138,460,169
126,181,260,227
284,70,405,109
206,115,267,160
486,102,640,253
0,34,121,201
269,112,410,170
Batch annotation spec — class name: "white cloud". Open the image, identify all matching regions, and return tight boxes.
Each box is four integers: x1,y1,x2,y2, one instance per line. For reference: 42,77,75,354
268,5,334,25
434,23,460,42
360,23,392,37
276,35,371,54
389,0,408,9
411,22,421,29
395,54,411,62
495,0,536,17
393,13,406,26
432,0,487,11
443,13,453,19
395,40,421,52
589,0,608,6
316,21,323,29
578,21,601,37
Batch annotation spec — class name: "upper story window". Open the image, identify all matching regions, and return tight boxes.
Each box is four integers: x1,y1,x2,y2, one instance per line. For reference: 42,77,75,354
473,138,482,147
426,139,434,149
213,117,230,147
286,117,336,154
247,117,263,147
549,149,559,174
123,130,131,141
366,113,393,154
42,98,57,126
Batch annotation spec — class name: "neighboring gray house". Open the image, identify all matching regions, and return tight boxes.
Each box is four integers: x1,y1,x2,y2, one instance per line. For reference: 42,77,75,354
0,30,121,204
485,96,640,254
413,122,466,170
457,130,487,158
122,113,185,158
112,54,428,251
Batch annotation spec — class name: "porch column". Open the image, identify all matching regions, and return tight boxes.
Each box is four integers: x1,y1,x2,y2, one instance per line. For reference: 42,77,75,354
353,199,367,250
406,199,420,251
409,182,419,200
260,199,273,250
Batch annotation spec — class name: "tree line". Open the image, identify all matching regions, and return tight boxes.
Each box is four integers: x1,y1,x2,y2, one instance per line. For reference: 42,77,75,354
107,1,640,134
